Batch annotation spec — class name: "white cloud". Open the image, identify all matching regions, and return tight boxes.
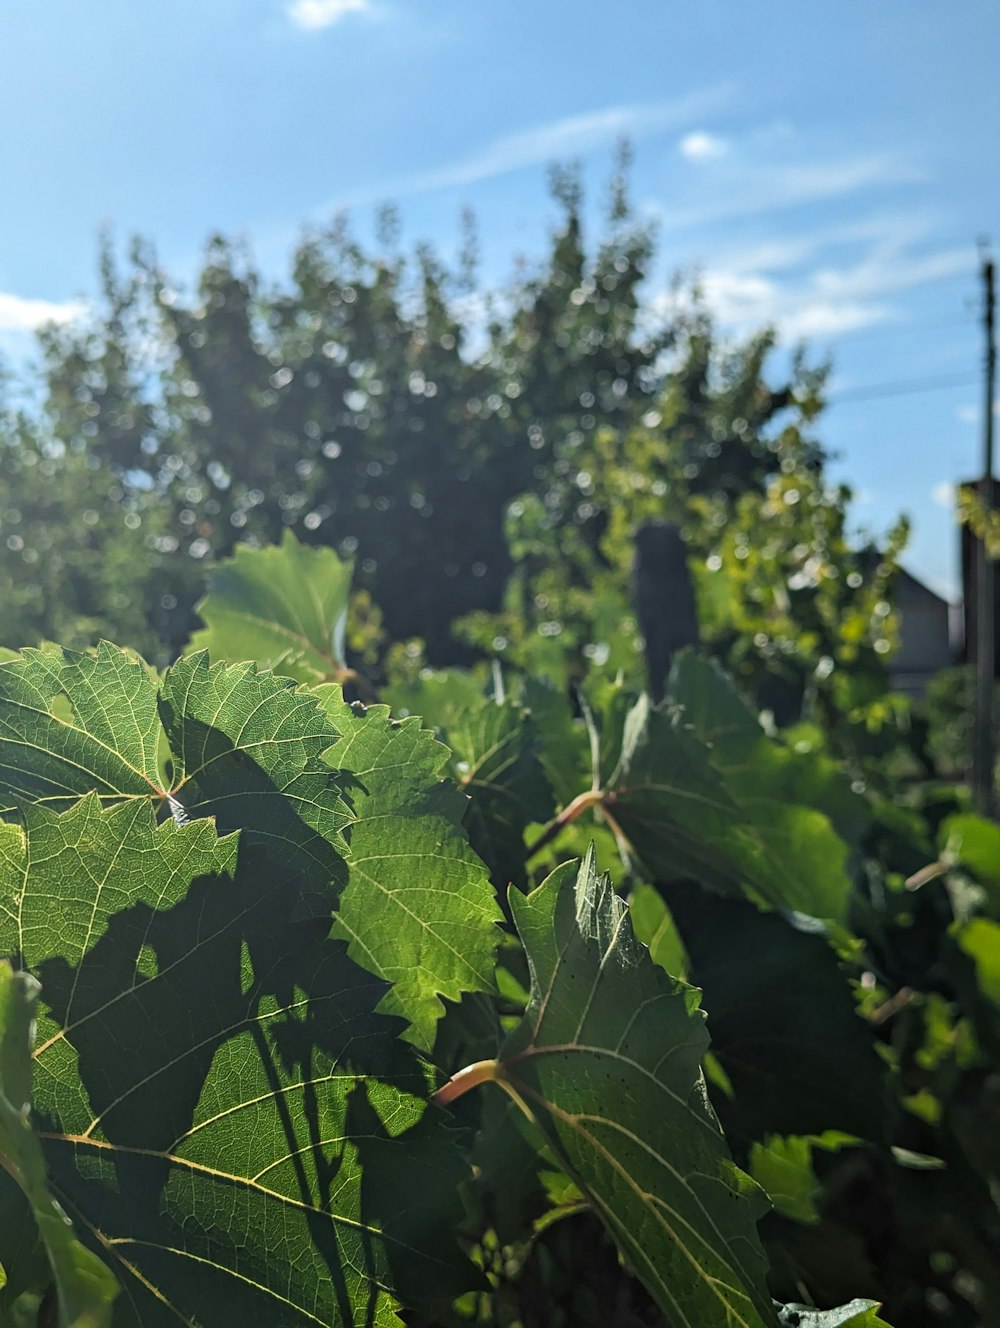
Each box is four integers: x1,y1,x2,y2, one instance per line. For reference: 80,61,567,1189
684,265,889,340
0,292,84,332
679,131,728,161
327,85,735,207
932,481,955,509
663,210,973,345
781,301,889,339
288,0,367,30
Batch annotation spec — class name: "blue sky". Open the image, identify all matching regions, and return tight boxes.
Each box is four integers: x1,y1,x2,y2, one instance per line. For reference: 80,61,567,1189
1,0,997,598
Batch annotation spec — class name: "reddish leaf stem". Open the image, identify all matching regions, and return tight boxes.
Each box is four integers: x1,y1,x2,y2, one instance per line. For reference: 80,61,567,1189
904,860,946,891
431,1058,502,1107
525,789,604,862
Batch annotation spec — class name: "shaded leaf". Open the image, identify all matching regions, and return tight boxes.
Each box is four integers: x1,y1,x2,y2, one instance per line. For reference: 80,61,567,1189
669,652,868,907
502,847,778,1328
0,960,118,1326
0,798,477,1325
667,887,886,1145
160,652,350,894
598,676,853,920
667,654,869,842
953,917,1000,1006
593,686,752,894
447,698,554,891
520,676,589,809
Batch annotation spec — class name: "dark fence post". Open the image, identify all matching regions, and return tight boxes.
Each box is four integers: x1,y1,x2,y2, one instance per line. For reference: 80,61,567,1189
632,522,699,703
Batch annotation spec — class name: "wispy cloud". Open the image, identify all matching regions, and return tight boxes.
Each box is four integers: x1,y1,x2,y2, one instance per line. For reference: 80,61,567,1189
932,481,955,508
328,86,735,208
0,292,84,333
679,131,728,161
667,153,925,230
288,0,367,30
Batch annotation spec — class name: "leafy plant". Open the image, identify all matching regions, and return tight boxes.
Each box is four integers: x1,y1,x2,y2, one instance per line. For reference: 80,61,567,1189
0,535,997,1326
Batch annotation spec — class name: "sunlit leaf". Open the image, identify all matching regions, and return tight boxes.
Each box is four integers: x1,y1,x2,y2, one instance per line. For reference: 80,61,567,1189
316,688,503,1049
190,530,354,684
941,814,1000,915
0,643,162,812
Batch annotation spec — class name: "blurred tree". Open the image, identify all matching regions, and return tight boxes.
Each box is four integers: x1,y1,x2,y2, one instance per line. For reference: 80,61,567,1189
4,152,907,720
20,151,671,665
0,367,168,658
456,292,910,764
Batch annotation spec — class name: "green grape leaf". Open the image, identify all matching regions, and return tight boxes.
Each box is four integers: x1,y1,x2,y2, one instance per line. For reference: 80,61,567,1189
0,959,118,1327
590,682,748,885
952,916,1000,1006
668,887,885,1144
501,847,778,1328
669,651,869,884
0,644,352,914
446,698,555,891
315,688,503,1050
383,668,491,735
0,798,477,1325
629,881,688,980
941,814,1000,914
189,530,354,685
520,676,590,809
0,643,163,812
0,641,497,1048
597,677,853,921
159,652,350,894
748,1136,852,1227
0,646,352,899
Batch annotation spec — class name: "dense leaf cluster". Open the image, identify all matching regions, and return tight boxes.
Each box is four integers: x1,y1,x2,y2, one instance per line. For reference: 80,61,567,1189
0,536,996,1327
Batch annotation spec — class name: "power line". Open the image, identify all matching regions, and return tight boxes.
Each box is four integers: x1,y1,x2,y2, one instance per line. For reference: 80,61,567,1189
827,369,979,405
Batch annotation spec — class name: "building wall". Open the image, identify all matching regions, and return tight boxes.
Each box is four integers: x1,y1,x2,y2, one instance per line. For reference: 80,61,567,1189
888,570,956,698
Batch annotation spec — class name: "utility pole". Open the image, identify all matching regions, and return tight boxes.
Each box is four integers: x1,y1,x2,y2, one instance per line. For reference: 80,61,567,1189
973,248,996,817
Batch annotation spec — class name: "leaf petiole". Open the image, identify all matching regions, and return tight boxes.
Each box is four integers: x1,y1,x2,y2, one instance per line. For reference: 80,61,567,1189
431,1059,503,1107
524,788,604,862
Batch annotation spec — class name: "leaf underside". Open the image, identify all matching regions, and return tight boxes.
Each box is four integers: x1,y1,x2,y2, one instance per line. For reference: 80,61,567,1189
502,847,778,1328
